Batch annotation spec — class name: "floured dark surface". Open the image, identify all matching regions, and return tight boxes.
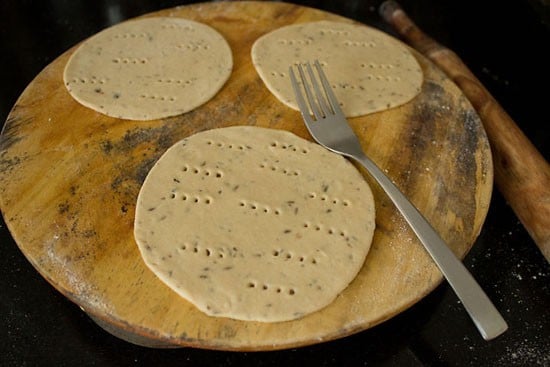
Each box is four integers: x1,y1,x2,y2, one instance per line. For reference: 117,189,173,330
1,0,548,364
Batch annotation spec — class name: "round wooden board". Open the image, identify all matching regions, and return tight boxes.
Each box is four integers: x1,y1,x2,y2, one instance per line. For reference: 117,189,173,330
0,1,492,351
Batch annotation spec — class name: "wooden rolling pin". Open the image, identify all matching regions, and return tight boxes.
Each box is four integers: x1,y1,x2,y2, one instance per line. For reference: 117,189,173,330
379,1,550,262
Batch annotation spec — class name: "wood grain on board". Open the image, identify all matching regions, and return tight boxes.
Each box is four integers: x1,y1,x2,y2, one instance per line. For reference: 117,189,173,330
0,1,492,350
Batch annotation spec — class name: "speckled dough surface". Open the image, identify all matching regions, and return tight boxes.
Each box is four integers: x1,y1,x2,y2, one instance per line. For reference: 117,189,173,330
134,126,376,322
251,21,423,117
63,17,232,120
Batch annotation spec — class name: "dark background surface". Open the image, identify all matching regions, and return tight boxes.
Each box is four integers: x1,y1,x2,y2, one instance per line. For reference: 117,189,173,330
1,0,548,366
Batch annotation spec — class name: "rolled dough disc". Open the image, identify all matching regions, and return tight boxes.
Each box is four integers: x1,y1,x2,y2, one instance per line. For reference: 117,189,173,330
63,17,233,120
134,126,376,322
251,20,423,117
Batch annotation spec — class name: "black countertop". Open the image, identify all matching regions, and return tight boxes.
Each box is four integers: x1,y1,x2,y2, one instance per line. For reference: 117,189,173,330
1,1,548,366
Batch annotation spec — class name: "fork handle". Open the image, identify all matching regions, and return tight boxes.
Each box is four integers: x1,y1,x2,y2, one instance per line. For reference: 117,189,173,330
350,151,508,340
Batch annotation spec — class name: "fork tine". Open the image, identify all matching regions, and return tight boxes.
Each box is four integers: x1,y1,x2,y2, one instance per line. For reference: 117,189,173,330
305,62,331,117
296,63,324,121
289,66,313,123
313,60,345,116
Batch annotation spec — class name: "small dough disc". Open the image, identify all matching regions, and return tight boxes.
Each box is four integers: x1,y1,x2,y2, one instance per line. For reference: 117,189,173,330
134,126,376,322
251,20,423,117
63,17,232,120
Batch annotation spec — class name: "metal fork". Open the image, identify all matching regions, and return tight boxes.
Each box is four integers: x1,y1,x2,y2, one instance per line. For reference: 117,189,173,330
289,60,507,340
